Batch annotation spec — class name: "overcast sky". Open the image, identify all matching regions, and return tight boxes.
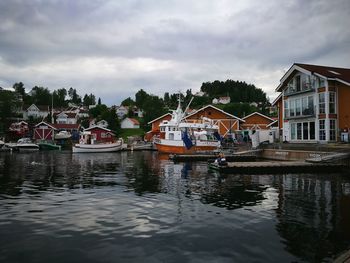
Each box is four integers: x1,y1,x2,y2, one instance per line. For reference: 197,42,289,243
0,0,349,105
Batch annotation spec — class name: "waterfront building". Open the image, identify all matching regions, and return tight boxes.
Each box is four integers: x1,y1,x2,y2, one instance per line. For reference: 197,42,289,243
241,112,277,130
145,113,172,141
184,105,244,137
274,63,350,143
121,118,140,129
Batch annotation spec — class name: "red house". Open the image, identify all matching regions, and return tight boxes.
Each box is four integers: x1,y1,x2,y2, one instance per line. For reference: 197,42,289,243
84,126,116,143
34,121,57,141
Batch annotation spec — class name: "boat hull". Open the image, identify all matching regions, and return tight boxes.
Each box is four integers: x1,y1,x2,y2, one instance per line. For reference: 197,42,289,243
154,139,219,154
72,142,122,153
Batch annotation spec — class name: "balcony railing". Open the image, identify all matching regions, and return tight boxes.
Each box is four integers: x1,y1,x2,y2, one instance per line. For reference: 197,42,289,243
284,85,315,96
285,106,316,119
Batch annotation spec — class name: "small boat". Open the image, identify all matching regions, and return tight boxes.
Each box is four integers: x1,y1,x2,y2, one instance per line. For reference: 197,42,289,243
154,96,221,154
0,139,4,148
72,130,123,153
38,142,61,150
14,138,40,152
54,131,71,140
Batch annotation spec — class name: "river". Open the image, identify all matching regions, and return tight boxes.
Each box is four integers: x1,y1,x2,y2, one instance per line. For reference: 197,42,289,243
0,151,350,262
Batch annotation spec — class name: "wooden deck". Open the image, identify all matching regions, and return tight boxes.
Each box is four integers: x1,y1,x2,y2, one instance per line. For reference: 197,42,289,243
209,161,347,174
169,154,257,162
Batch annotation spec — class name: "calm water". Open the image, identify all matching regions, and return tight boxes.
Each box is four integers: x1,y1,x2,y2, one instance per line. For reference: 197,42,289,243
0,151,350,263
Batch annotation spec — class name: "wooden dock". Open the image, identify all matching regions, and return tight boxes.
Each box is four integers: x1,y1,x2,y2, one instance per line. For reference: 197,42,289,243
208,161,347,174
169,154,257,162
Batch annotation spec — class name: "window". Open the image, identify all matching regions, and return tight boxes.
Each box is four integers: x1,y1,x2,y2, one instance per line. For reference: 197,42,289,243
308,96,314,115
310,122,315,140
295,99,301,116
302,97,308,115
101,132,106,138
291,123,296,140
319,120,326,140
329,92,336,114
289,100,295,117
169,133,174,140
297,123,302,140
296,75,301,92
319,93,325,114
303,122,309,140
284,100,289,117
329,119,336,141
319,78,325,88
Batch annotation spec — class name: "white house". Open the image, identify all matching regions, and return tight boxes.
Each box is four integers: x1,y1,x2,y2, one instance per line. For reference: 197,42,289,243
274,63,350,143
212,97,231,105
97,120,109,128
23,104,50,120
56,112,78,124
121,118,140,129
116,106,129,119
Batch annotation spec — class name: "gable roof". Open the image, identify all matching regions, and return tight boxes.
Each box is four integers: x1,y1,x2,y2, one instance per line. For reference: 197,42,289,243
277,63,350,92
242,111,275,122
148,113,172,124
266,120,278,128
128,118,140,125
271,93,282,106
84,125,112,132
53,123,80,130
185,105,245,122
35,121,57,130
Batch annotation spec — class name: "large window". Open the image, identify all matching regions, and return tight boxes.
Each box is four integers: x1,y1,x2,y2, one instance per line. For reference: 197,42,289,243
296,75,301,92
329,92,336,114
319,93,325,114
329,119,336,141
284,100,289,118
287,95,314,118
290,121,315,141
319,120,326,140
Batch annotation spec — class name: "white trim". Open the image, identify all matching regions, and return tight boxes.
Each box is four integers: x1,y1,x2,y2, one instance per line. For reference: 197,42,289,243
266,120,278,128
276,64,312,92
84,125,112,132
242,111,275,122
147,113,172,124
34,121,57,130
184,104,245,122
272,93,282,106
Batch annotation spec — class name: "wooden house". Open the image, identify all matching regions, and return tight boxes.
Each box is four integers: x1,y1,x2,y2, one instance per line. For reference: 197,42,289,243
241,112,276,130
83,126,116,143
184,105,244,137
275,63,350,143
145,113,172,141
121,118,140,129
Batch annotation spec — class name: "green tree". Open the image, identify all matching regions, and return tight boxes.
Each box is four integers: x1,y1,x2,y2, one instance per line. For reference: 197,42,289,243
98,97,101,105
30,86,51,105
0,90,21,133
121,97,135,106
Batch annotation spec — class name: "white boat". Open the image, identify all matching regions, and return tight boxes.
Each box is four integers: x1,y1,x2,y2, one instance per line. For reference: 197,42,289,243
14,138,40,152
54,131,71,140
72,131,123,153
0,139,4,148
153,97,221,154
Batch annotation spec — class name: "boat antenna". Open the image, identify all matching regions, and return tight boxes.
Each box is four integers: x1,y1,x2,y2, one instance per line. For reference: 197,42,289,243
51,93,54,123
182,96,194,121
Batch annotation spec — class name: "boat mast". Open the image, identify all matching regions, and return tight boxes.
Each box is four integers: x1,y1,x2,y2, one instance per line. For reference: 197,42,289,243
51,93,54,123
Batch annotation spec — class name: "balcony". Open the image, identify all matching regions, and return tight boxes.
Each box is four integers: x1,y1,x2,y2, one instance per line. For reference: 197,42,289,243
285,106,316,120
284,85,315,97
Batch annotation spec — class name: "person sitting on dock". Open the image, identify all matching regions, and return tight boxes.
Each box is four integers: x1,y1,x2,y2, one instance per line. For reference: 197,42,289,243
215,152,227,166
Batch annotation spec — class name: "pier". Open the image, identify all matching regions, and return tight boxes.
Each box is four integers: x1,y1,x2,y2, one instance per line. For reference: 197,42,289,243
208,161,347,174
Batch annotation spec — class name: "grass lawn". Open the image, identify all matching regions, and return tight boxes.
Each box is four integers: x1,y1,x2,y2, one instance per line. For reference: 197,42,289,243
119,128,145,140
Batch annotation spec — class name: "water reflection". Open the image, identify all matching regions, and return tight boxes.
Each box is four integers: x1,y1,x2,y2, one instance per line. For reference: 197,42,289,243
0,151,350,262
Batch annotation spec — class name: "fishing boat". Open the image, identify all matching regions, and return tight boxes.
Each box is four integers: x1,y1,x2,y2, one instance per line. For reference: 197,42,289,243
14,138,40,152
37,141,61,150
54,130,71,140
72,126,123,153
153,97,221,154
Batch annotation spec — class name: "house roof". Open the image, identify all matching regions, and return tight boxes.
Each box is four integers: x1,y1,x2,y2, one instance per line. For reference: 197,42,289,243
242,111,275,122
148,113,172,124
276,63,350,92
84,125,112,132
271,93,282,106
266,120,278,128
25,104,50,111
56,112,77,118
35,121,57,130
128,118,140,125
185,105,245,122
52,123,80,130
